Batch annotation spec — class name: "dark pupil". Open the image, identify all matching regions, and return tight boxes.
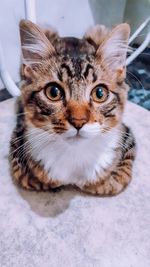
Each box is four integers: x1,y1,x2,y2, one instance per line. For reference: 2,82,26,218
50,86,60,98
96,88,103,98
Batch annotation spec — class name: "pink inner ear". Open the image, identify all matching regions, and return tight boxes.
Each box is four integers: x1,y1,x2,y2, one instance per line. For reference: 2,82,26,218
24,66,33,78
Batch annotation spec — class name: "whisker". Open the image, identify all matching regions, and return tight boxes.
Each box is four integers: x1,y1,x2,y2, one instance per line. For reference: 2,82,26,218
126,70,145,90
9,111,30,118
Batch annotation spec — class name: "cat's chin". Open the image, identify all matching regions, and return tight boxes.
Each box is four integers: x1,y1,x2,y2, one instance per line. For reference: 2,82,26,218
65,132,88,141
62,131,87,141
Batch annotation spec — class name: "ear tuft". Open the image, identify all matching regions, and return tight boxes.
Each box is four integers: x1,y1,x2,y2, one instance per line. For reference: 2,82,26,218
84,24,110,47
44,25,59,44
20,20,55,65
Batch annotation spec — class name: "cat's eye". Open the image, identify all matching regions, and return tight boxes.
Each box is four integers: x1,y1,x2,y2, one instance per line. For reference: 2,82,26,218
45,83,64,101
91,84,109,103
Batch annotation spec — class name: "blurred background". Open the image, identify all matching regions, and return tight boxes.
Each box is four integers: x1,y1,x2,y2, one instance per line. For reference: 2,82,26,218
0,0,150,109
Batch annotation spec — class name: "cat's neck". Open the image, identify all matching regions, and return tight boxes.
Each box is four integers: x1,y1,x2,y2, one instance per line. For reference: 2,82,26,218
26,124,121,186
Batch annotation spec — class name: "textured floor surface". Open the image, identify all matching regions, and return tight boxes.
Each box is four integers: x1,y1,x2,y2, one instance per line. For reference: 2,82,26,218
0,99,150,267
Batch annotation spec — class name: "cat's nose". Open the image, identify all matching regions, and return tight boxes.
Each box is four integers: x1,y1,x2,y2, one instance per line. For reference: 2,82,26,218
68,117,87,130
67,101,90,130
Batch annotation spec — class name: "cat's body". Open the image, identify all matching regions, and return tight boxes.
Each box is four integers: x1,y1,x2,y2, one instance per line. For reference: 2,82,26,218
10,20,136,195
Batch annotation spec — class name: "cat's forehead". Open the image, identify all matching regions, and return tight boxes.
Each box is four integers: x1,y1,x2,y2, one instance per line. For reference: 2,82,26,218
54,37,96,57
53,37,97,83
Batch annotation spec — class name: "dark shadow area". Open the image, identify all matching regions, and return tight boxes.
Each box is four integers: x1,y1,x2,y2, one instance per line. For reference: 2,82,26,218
0,88,12,101
17,185,84,218
127,46,150,110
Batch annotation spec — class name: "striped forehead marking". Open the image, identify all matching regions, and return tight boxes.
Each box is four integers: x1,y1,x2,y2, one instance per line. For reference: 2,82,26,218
58,57,97,83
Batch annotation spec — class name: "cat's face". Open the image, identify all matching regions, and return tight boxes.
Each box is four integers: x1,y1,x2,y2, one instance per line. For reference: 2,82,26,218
20,20,130,139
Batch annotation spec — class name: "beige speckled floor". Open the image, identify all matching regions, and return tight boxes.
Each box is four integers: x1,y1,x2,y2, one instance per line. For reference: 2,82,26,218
0,99,150,267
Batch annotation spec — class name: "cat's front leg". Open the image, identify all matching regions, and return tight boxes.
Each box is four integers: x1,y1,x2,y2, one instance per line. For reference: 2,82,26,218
82,174,125,196
11,157,62,191
81,147,136,196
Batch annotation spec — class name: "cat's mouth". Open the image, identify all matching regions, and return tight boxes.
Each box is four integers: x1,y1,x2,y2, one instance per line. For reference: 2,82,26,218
77,132,89,140
61,128,86,140
66,131,86,140
62,123,101,140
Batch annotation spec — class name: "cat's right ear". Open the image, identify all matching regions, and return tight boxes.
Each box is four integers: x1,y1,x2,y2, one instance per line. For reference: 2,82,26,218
84,25,110,47
20,20,56,77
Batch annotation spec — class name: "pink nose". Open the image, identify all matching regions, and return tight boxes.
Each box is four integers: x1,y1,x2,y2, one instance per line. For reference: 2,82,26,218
67,101,90,130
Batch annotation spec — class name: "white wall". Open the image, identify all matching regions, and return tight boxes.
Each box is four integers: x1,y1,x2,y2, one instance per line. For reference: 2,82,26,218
89,0,126,27
0,0,149,91
0,0,94,89
124,0,150,42
0,0,25,88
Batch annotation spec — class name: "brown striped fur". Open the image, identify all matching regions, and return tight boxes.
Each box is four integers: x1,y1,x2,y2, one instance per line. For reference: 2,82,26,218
10,20,136,196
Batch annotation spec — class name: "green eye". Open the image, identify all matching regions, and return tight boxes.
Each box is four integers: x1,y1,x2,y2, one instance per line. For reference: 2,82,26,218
91,85,108,103
45,83,64,101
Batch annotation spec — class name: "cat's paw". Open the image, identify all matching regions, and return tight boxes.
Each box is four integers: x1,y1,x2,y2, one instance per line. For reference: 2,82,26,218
82,175,128,196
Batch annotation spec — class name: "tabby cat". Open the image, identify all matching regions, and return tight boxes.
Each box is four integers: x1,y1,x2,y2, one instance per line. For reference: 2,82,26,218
10,20,136,195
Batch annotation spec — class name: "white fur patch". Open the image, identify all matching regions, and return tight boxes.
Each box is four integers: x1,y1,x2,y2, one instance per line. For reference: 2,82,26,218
27,123,120,187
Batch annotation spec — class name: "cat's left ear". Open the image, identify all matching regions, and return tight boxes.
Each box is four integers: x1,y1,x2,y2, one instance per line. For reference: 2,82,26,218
20,20,56,78
96,23,130,80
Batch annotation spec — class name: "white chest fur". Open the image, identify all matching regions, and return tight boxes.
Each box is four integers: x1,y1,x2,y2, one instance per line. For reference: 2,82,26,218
27,125,120,187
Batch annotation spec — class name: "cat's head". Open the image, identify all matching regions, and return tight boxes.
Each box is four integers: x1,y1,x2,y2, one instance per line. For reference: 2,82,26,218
20,20,130,139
